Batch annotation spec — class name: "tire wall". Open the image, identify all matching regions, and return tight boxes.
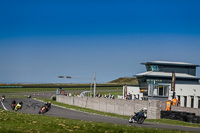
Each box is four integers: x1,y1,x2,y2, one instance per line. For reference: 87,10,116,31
161,110,200,124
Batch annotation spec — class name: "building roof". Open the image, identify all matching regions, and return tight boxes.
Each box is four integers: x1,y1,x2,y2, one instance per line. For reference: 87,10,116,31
141,61,200,67
135,71,200,79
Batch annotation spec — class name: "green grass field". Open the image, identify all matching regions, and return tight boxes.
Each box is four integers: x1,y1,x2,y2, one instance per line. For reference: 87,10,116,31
0,86,123,99
0,108,191,133
0,86,122,93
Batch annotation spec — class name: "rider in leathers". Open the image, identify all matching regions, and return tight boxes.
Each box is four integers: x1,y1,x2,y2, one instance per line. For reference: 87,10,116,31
135,108,147,121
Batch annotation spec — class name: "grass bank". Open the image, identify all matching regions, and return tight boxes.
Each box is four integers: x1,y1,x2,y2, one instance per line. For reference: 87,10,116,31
0,108,191,133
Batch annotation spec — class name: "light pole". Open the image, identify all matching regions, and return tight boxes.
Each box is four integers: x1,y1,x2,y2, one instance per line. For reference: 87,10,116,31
94,72,96,97
58,72,96,97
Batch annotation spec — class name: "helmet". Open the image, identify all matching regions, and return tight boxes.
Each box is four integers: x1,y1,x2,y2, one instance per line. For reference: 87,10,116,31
19,101,23,104
143,108,147,111
48,101,51,103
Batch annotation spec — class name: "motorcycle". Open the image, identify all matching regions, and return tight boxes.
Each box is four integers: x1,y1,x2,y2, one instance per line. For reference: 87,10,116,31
1,97,5,102
11,103,16,110
38,106,47,114
1,95,5,102
38,102,51,114
129,112,147,124
15,104,22,111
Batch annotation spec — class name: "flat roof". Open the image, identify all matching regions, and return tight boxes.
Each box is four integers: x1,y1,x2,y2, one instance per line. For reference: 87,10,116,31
135,71,200,79
141,61,200,67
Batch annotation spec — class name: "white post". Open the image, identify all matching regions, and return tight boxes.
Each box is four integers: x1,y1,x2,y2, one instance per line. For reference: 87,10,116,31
180,95,184,107
194,96,198,108
90,82,92,97
94,72,96,97
187,95,191,108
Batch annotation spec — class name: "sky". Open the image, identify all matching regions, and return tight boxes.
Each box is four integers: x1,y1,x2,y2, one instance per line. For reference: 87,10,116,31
0,0,200,84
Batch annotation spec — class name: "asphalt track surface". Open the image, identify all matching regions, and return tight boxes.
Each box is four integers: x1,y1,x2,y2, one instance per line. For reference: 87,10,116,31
1,98,200,132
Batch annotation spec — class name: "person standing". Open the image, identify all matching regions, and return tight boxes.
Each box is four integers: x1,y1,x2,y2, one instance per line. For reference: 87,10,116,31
165,100,171,111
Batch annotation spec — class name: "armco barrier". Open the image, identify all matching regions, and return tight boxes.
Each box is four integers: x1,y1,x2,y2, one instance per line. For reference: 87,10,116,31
56,95,161,119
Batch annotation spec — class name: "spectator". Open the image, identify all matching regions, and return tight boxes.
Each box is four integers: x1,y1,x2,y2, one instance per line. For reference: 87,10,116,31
98,93,102,98
109,93,111,99
111,95,115,99
126,93,132,100
104,94,107,98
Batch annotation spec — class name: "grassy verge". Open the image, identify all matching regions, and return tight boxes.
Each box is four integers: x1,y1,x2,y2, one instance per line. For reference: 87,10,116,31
0,87,122,94
146,119,200,128
95,91,122,98
37,98,200,128
0,108,191,133
0,88,58,93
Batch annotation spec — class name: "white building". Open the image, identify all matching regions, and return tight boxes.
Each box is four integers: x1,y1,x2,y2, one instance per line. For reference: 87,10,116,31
124,61,200,108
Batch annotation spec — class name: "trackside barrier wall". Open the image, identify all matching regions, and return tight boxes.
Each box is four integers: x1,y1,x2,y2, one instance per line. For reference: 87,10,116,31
171,106,200,116
161,111,200,123
161,101,200,116
56,95,161,119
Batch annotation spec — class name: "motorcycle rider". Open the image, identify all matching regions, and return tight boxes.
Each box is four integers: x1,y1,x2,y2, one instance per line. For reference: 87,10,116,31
134,108,147,121
15,101,23,111
12,99,16,105
45,101,51,111
1,95,5,102
11,99,16,110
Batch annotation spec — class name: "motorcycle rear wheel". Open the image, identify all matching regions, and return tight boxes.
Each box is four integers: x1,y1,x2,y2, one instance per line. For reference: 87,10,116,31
129,118,133,123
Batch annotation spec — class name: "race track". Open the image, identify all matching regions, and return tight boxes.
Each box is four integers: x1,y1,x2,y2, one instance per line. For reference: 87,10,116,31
1,98,200,132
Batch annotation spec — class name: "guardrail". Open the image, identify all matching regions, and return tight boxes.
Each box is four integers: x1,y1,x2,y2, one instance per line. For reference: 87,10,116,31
0,86,23,88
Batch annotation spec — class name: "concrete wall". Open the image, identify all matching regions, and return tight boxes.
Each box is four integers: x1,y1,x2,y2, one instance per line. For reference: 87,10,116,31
147,100,161,119
56,95,161,119
171,105,200,116
160,100,200,116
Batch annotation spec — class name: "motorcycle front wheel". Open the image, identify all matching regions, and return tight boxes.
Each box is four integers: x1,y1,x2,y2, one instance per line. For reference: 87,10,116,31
137,117,145,124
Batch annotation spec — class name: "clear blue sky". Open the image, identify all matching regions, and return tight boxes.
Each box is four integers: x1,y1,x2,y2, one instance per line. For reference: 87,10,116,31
0,0,200,83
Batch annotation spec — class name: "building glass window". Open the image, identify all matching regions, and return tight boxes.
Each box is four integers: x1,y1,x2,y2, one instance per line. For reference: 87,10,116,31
149,85,169,97
177,95,180,102
163,86,168,96
159,86,163,95
146,65,151,71
151,65,159,72
191,96,194,108
184,96,187,107
198,97,200,108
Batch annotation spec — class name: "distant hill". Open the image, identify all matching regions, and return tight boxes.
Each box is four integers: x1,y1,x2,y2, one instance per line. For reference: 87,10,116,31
108,77,138,85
